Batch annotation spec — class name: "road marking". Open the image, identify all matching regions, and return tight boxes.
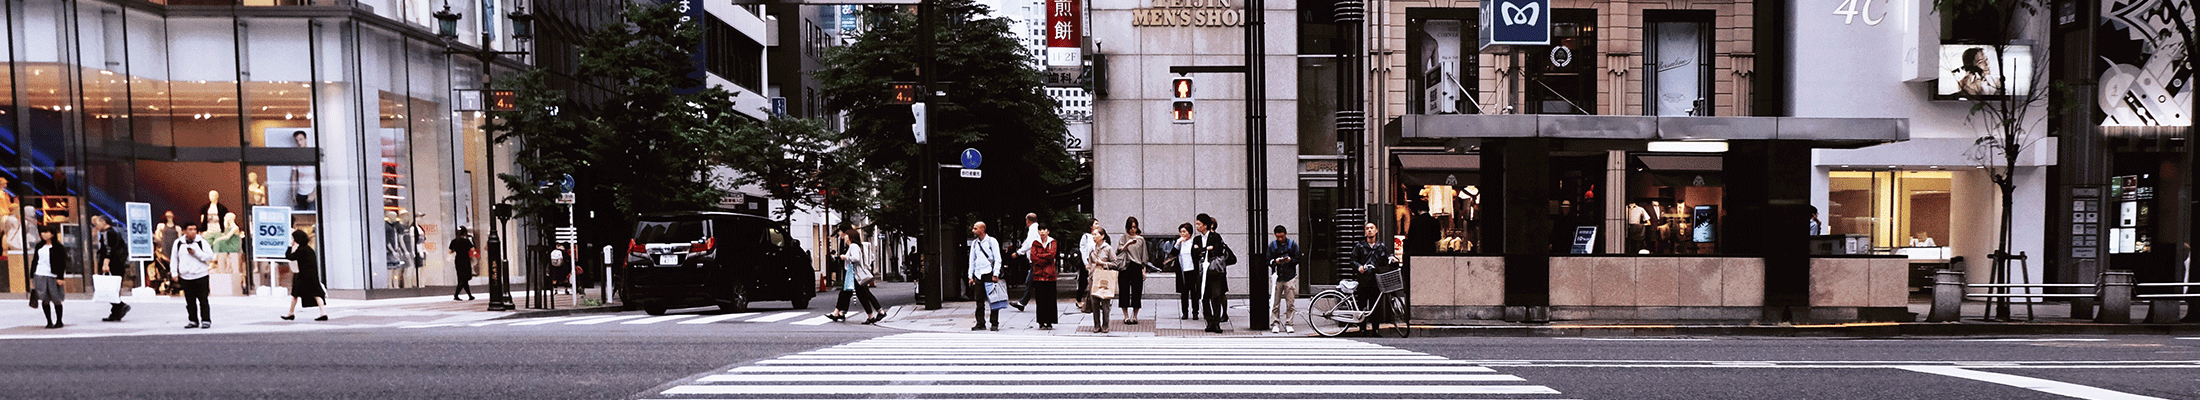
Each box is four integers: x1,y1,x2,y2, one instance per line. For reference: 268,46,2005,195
2178,337,2198,340
399,323,457,329
804,348,1422,355
759,359,1476,365
508,316,594,326
678,313,756,324
729,365,1503,373
623,315,697,325
743,312,808,323
697,373,1525,382
466,320,520,327
1555,338,1712,341
662,384,1562,395
780,354,1453,361
1897,366,2169,400
1955,338,2112,342
789,316,834,326
565,315,647,325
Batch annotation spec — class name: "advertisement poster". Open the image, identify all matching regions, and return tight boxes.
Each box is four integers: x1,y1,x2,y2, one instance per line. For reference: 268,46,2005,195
2096,0,2194,126
253,206,293,259
1419,19,1468,114
126,202,153,260
1935,44,2032,98
262,127,317,211
1691,205,1717,243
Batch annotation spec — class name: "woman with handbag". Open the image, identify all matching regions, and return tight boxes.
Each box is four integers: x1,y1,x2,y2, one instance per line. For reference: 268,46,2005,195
1116,217,1148,326
282,230,328,321
1085,228,1119,333
830,225,884,324
1173,223,1199,320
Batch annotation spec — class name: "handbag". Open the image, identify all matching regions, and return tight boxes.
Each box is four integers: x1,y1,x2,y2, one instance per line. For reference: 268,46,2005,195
1089,268,1119,299
848,259,876,285
985,281,1009,309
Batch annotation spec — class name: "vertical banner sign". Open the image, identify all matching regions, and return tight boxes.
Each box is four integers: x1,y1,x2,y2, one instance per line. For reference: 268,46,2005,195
126,202,153,260
1045,0,1081,67
252,206,293,259
1479,0,1551,50
838,5,857,31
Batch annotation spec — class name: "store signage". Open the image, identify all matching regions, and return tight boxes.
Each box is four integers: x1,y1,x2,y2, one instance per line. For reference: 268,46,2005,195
252,206,292,259
838,5,858,31
126,202,153,260
1046,0,1081,67
1569,226,1596,254
1130,0,1245,27
1479,0,1551,49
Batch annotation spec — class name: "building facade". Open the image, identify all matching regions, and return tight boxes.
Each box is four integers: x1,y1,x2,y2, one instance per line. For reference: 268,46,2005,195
0,0,555,299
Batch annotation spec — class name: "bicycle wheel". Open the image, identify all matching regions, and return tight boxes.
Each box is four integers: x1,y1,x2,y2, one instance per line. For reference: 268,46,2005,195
1307,291,1350,337
1383,295,1410,338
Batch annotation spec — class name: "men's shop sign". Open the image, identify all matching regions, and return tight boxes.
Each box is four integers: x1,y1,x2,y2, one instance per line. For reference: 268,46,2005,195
1130,0,1245,27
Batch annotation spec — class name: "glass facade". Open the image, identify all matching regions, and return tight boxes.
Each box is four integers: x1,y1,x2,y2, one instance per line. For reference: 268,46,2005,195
0,0,489,297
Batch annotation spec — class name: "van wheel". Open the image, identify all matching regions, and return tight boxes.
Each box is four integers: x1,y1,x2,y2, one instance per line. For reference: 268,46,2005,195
792,295,811,309
644,306,667,316
720,286,750,313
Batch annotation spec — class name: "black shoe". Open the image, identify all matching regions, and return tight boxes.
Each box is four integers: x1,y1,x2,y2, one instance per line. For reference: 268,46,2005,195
971,325,987,331
280,315,295,321
990,325,1000,331
454,297,464,301
863,315,884,324
1126,319,1138,325
468,296,476,301
314,315,328,321
1011,302,1026,311
827,313,845,322
184,322,201,329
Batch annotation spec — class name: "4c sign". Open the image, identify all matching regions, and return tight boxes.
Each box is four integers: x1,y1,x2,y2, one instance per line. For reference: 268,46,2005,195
1479,0,1550,49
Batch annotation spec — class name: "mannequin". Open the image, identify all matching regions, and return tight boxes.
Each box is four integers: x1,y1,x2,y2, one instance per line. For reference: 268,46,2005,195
384,211,410,288
247,172,269,206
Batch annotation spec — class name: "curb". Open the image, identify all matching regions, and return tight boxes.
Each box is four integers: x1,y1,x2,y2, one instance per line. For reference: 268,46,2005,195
491,304,632,320
1400,322,2200,338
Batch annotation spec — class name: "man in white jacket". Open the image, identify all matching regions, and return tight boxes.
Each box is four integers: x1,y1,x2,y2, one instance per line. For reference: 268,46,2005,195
171,224,216,329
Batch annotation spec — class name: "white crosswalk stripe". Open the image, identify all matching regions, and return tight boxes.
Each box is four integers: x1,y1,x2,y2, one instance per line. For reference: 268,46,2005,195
396,311,841,330
643,332,1568,399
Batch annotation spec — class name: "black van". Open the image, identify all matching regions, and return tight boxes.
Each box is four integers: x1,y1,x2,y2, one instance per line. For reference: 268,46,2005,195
621,211,816,315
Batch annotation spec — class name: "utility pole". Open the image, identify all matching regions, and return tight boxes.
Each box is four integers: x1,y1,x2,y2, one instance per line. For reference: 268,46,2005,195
918,0,944,310
1243,0,1269,331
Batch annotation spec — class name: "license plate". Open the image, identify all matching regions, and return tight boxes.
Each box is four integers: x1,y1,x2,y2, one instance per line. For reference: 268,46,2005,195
657,255,678,266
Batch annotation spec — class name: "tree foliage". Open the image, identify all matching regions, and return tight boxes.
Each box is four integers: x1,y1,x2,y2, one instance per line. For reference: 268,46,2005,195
818,0,1078,234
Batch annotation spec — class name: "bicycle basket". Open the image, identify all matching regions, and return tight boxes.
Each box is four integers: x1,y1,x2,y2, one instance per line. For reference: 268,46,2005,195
1337,279,1358,295
1376,269,1406,295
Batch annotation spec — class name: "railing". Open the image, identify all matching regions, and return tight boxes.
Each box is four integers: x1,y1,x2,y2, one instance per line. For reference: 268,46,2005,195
1930,270,2192,324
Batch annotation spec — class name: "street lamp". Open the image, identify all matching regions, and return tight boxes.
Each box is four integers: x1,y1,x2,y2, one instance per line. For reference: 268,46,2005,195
440,2,534,312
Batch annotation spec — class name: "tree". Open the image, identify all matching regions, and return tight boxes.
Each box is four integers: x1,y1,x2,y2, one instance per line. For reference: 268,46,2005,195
723,117,876,220
490,1,750,231
1940,0,2053,320
818,0,1080,236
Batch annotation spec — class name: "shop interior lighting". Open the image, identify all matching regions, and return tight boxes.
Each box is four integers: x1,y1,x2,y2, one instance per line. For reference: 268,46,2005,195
1646,140,1728,153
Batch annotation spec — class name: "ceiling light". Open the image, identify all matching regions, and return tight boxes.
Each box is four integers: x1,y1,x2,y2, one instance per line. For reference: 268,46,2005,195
1647,141,1728,153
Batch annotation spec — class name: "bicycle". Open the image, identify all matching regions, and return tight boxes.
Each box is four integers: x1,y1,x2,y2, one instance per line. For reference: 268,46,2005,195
1307,268,1408,337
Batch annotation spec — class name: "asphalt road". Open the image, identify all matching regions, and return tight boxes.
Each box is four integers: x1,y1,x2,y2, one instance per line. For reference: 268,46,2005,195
5,281,2196,400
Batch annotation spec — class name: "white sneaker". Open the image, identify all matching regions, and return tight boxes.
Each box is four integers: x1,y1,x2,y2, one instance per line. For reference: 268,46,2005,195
1285,325,1295,333
1270,326,1281,334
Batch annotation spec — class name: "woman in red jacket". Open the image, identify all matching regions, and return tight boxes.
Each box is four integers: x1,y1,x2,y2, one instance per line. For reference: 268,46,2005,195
1028,223,1060,330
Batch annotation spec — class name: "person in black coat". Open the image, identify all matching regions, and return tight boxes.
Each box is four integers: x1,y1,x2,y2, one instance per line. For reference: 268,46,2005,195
90,216,132,322
282,229,328,321
1192,214,1232,333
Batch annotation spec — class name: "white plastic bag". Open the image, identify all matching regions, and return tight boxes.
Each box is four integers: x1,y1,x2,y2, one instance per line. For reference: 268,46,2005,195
91,274,123,303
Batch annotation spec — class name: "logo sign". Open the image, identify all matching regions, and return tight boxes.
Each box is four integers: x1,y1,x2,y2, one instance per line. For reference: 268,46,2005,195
252,206,293,259
1045,0,1081,67
126,202,153,260
1479,0,1550,50
960,148,983,169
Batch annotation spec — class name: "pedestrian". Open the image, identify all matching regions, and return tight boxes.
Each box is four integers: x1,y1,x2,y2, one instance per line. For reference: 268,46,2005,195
282,230,328,321
31,225,67,328
1193,214,1234,333
1173,223,1199,320
1268,225,1300,334
172,223,215,329
1028,223,1061,330
967,221,1004,331
1116,217,1148,326
450,227,476,301
90,215,132,322
1085,229,1117,333
1010,213,1041,311
829,225,884,324
1352,222,1393,330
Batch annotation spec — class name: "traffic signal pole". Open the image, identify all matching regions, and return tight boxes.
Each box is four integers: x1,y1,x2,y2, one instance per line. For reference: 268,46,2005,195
918,0,944,310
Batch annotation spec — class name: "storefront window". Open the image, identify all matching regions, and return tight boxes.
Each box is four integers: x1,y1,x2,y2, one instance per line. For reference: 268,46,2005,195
1393,154,1481,255
1407,8,1479,115
1826,170,1952,251
1625,154,1724,254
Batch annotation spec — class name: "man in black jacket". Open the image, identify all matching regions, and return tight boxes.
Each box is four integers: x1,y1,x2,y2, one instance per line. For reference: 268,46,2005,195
1352,222,1393,330
1192,214,1231,333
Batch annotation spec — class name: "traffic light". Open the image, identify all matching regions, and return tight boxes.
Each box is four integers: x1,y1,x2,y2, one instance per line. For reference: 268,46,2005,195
1170,76,1194,124
910,102,928,144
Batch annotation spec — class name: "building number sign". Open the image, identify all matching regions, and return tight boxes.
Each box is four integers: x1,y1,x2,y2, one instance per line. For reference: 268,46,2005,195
1832,0,1887,26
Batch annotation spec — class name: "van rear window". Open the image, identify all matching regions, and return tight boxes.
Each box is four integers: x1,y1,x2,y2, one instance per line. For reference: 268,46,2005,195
634,220,710,244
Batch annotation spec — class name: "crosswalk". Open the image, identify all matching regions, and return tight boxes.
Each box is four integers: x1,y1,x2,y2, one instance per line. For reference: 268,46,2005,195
643,332,1569,399
399,311,845,329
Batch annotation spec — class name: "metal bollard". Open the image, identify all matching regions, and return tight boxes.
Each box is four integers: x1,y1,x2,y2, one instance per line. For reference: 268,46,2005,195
2096,271,2134,324
2147,300,2181,324
1928,270,1964,322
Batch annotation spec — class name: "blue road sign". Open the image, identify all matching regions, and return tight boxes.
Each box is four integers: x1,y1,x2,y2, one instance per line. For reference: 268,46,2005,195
961,148,983,169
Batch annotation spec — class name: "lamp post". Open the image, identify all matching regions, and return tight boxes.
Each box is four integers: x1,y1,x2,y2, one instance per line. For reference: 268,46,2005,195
437,2,534,311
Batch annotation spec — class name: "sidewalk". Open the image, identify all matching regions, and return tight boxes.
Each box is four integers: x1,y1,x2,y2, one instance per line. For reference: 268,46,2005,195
1,290,625,339
874,295,2198,337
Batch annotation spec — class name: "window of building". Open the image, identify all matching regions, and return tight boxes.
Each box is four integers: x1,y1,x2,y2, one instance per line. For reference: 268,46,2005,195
706,14,765,92
1525,9,1598,115
1406,8,1480,115
1644,11,1713,116
1827,170,1952,251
